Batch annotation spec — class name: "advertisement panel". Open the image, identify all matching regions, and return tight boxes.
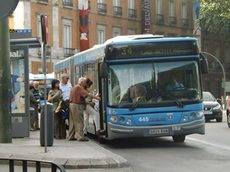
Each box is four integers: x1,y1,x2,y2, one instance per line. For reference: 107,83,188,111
79,0,90,51
142,0,152,34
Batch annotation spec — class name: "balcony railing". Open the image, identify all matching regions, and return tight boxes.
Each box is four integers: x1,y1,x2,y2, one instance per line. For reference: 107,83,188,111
62,0,73,7
113,6,122,17
37,0,48,4
168,16,177,26
128,9,137,19
63,48,75,57
97,3,107,14
156,14,164,25
181,18,189,28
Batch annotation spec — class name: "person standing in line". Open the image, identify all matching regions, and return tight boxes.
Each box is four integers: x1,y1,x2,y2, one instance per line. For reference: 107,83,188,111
83,78,100,135
59,74,72,127
29,84,39,131
68,77,100,141
32,81,41,130
48,79,66,139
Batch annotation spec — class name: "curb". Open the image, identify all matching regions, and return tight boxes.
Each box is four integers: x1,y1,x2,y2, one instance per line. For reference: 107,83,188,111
0,153,129,169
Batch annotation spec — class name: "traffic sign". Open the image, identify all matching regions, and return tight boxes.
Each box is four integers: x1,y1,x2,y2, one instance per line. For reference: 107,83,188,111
0,0,19,19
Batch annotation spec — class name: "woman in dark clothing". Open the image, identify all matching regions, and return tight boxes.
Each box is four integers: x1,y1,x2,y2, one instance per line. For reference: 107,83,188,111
48,79,66,139
29,85,39,131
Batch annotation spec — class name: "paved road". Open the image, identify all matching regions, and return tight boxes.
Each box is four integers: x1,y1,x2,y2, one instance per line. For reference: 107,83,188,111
1,115,230,172
70,114,230,172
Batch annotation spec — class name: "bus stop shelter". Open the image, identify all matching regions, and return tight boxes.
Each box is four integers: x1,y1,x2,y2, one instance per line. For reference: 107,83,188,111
10,37,41,138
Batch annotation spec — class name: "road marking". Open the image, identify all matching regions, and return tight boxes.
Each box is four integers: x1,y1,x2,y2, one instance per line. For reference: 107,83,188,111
187,137,230,152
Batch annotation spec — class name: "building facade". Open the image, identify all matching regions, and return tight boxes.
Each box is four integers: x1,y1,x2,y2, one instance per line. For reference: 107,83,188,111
10,0,79,74
88,0,194,47
10,0,194,74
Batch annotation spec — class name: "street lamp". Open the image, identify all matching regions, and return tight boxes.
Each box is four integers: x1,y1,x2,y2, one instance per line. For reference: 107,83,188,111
201,52,227,110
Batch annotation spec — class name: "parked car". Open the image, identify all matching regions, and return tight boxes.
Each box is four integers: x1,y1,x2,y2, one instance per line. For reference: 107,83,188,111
203,91,223,122
226,96,230,128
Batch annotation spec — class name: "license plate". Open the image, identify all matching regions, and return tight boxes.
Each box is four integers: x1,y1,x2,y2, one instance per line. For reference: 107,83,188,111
149,128,169,135
204,111,212,115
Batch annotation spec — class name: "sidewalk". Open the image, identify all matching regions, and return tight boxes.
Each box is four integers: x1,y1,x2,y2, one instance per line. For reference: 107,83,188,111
0,131,129,169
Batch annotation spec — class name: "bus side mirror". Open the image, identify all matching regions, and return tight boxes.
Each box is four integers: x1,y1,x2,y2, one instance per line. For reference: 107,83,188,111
200,53,208,74
100,63,108,78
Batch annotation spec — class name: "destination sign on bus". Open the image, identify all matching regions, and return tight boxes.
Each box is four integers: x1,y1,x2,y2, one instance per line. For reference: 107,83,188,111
108,41,198,59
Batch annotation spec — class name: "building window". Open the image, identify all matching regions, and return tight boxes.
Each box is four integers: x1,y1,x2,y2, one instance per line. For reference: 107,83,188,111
113,0,122,16
156,0,162,15
97,25,105,44
113,0,120,6
37,15,42,38
127,29,136,35
112,27,121,37
169,0,174,17
97,0,107,14
128,0,137,18
128,0,135,9
181,0,188,18
62,0,73,7
63,19,73,57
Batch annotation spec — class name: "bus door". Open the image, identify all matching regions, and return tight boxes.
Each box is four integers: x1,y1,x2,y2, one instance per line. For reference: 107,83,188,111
98,62,107,132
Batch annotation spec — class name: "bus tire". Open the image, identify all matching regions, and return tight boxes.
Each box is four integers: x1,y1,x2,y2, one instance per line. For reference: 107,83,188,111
97,135,107,144
173,135,186,143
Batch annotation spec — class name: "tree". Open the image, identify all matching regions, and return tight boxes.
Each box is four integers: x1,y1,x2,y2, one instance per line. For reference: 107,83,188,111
199,0,230,37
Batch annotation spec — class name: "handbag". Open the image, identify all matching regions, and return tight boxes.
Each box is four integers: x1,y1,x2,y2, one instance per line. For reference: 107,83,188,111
55,101,62,114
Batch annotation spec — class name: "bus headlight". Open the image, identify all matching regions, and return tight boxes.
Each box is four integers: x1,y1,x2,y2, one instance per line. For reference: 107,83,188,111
110,116,118,123
181,111,204,123
181,114,190,123
126,118,132,125
195,111,204,118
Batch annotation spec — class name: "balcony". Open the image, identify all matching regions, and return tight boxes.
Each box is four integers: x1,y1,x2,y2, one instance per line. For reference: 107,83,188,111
156,14,164,25
62,0,73,7
113,6,122,17
168,16,177,26
97,3,107,14
63,48,75,57
128,9,137,19
181,18,189,28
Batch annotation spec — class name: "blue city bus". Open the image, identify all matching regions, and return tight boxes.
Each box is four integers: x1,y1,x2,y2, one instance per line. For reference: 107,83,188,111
55,35,208,142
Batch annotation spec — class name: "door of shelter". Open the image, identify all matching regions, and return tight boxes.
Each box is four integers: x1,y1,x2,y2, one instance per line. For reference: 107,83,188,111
10,46,30,138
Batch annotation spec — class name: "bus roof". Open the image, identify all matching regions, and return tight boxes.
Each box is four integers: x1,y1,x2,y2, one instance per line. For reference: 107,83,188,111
105,35,197,45
54,35,198,71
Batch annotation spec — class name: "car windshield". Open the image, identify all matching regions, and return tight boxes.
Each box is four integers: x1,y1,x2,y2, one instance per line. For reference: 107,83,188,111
108,61,201,107
203,92,216,101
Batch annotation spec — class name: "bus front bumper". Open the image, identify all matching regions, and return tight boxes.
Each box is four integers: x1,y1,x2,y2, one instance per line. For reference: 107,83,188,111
107,118,205,140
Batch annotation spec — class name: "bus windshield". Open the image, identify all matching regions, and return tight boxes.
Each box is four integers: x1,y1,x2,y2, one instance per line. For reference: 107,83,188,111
108,61,201,107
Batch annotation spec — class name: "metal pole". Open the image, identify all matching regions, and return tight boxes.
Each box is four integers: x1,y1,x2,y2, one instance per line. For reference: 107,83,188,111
0,17,12,143
201,51,227,110
41,42,48,153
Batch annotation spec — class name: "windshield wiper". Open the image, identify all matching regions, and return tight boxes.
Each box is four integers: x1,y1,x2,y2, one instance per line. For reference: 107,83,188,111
175,99,184,108
131,101,140,110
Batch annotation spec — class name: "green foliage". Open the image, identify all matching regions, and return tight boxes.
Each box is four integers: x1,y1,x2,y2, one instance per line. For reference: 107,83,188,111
199,0,230,37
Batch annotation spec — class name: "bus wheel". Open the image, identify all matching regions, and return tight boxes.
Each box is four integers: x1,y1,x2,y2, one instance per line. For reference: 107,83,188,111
173,135,186,143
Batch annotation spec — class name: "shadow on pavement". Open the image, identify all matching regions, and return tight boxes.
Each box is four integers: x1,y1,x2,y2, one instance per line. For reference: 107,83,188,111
100,137,201,150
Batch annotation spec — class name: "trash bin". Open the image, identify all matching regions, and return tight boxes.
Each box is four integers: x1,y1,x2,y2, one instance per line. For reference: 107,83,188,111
40,102,54,147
